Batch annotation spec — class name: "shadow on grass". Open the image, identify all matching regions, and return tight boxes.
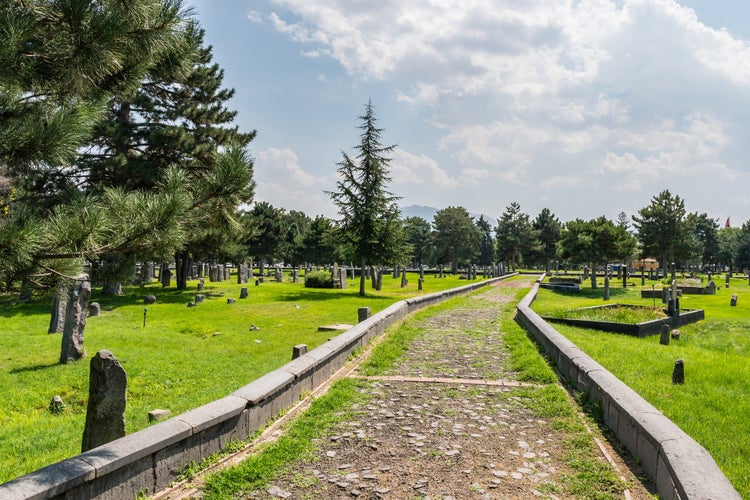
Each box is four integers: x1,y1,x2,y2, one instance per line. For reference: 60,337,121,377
276,290,396,303
549,286,632,300
10,361,59,374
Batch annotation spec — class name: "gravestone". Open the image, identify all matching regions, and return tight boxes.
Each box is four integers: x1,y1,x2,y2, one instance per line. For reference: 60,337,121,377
195,294,205,303
726,274,731,288
603,275,610,301
60,278,91,364
224,267,231,281
88,302,101,317
197,278,204,291
49,395,65,415
418,278,423,291
392,265,399,279
292,269,299,283
731,294,738,306
240,287,248,299
340,268,348,289
209,266,219,282
160,268,171,288
48,289,67,334
227,298,236,304
705,280,716,295
660,324,671,345
672,359,685,384
81,350,127,452
401,269,407,287
292,344,307,360
358,307,371,323
144,295,157,305
275,268,283,283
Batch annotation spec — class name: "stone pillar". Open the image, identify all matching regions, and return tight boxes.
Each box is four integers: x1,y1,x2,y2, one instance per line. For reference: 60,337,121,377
660,324,671,345
197,278,204,291
603,275,610,301
731,294,738,306
418,278,423,291
358,307,371,323
672,359,685,384
60,278,91,364
88,302,101,317
240,287,248,299
161,268,171,288
292,344,307,360
48,288,67,334
81,350,127,452
340,268,348,289
400,269,407,287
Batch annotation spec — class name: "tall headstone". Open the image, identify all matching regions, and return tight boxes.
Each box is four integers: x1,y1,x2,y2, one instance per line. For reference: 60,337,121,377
400,269,407,287
418,278,423,290
239,287,248,299
48,287,67,334
81,350,127,452
225,267,231,281
672,359,685,384
275,268,283,283
60,278,91,364
660,324,671,345
603,275,610,301
160,268,171,288
340,268,348,289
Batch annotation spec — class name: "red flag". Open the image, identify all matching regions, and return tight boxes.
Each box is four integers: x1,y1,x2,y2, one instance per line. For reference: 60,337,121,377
725,217,730,228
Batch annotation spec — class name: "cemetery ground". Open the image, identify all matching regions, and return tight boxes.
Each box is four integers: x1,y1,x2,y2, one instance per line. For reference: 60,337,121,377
0,270,468,483
184,276,655,499
532,274,750,499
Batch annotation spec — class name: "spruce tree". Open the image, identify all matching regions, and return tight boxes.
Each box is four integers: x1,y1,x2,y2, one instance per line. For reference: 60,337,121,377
328,101,405,296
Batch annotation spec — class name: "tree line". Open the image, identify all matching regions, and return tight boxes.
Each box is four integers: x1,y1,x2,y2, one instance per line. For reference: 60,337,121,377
2,1,750,303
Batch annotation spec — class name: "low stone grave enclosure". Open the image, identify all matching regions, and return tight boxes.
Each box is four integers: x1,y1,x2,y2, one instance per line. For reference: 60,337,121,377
542,303,704,337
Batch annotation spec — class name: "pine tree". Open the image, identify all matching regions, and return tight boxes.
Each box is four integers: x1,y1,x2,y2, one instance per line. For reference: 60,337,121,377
0,0,193,291
75,26,256,290
328,101,405,296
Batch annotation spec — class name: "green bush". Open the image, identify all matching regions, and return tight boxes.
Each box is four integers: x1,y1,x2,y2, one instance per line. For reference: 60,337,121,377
304,270,333,288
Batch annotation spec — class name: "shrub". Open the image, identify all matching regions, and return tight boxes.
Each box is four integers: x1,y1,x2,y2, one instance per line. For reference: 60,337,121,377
304,270,333,288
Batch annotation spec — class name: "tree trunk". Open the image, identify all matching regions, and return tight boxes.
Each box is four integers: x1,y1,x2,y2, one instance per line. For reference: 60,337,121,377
174,251,190,290
590,261,597,289
359,258,366,296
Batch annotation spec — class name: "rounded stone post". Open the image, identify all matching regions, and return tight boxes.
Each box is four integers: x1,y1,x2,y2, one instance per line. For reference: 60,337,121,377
60,278,91,364
82,350,127,452
659,324,671,345
672,359,685,384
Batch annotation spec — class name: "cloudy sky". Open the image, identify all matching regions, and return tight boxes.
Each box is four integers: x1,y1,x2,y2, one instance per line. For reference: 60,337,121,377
188,0,750,227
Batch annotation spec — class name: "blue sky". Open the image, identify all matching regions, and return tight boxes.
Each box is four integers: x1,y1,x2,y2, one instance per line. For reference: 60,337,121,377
188,0,750,227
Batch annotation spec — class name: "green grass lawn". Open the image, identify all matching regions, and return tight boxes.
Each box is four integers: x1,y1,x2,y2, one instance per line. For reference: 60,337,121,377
0,270,469,483
532,274,750,498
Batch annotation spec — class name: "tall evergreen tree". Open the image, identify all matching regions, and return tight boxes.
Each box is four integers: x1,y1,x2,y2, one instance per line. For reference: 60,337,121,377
328,101,405,296
632,190,694,271
495,202,538,271
532,208,561,272
476,215,495,266
0,0,195,290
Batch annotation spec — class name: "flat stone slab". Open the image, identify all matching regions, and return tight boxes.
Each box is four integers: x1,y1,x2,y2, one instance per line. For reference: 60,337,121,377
318,324,354,332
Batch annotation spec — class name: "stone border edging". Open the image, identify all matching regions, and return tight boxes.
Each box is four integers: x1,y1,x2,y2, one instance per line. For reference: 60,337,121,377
515,278,740,500
0,275,514,500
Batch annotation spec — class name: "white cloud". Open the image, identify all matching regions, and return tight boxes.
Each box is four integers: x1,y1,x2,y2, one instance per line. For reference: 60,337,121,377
256,0,750,222
391,150,455,187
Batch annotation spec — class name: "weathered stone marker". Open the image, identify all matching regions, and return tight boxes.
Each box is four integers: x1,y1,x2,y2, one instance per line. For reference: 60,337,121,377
88,302,101,317
60,278,91,364
240,287,248,299
603,275,610,301
672,359,685,384
292,344,307,359
197,278,205,291
195,294,205,303
731,294,738,306
48,291,67,334
81,350,127,452
358,307,371,323
148,409,171,422
418,278,423,291
144,295,157,305
49,395,65,414
227,297,236,304
660,324,671,345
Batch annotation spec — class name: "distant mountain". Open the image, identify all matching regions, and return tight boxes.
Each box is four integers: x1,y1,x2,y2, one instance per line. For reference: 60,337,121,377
400,204,496,227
